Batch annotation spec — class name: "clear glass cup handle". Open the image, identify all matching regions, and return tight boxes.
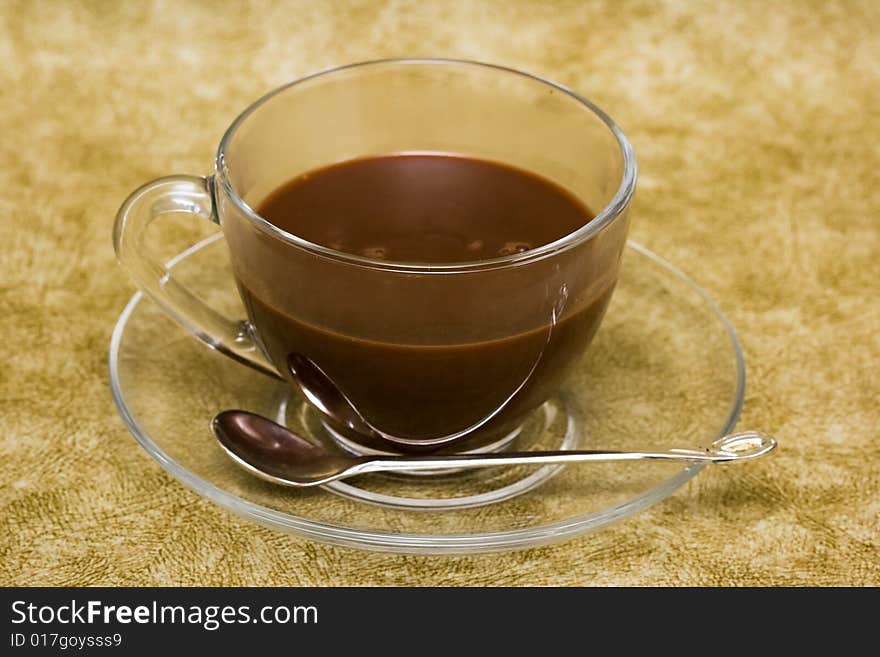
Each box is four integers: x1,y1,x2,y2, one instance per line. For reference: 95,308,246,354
113,174,281,379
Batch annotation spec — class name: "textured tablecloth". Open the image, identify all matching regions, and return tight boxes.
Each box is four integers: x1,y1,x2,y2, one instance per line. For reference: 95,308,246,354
2,0,877,586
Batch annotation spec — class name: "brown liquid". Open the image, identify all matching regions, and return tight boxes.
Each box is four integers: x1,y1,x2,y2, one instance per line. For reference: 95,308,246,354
257,154,590,263
246,154,610,448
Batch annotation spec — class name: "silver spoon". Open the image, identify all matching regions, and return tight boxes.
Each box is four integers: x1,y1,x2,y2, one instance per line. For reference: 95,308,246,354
287,352,520,449
212,410,777,487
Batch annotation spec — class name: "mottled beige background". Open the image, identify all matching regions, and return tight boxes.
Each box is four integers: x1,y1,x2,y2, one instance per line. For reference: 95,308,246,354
1,0,877,585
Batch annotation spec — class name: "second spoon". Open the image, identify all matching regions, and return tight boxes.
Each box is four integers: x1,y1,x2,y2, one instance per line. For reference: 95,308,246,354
212,410,777,488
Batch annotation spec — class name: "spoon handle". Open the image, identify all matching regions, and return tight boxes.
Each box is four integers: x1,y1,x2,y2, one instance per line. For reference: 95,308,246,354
354,431,776,475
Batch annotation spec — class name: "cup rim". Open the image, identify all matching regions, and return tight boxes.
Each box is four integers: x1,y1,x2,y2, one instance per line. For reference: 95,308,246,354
215,57,637,273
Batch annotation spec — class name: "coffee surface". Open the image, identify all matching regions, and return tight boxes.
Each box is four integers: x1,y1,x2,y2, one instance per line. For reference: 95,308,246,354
257,153,592,263
246,154,609,445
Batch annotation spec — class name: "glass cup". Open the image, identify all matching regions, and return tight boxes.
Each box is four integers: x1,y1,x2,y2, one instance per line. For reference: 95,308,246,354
114,59,636,454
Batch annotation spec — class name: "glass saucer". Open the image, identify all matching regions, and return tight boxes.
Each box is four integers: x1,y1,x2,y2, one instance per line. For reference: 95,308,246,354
109,236,744,554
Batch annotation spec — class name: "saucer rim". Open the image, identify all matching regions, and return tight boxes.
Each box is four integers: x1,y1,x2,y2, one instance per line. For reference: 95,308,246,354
108,238,744,554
